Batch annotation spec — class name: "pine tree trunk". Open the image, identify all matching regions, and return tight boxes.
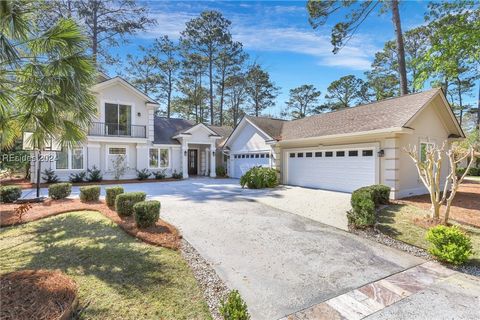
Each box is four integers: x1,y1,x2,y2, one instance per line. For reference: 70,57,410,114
391,0,408,96
167,70,172,118
209,55,214,125
477,82,480,130
219,70,225,126
457,76,463,127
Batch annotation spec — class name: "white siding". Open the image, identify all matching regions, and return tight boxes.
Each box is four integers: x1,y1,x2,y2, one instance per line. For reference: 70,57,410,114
397,99,451,198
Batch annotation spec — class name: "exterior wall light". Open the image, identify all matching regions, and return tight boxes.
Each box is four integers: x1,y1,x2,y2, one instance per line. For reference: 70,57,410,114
378,149,385,157
184,150,187,156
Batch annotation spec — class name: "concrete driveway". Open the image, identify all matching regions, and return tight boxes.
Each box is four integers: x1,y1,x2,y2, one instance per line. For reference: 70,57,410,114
142,178,423,319
23,178,476,319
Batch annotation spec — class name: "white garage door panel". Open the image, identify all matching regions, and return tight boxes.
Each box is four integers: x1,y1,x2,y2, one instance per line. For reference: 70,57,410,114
232,154,270,178
287,149,376,193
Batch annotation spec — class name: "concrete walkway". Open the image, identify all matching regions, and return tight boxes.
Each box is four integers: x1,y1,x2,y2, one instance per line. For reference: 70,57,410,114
283,261,480,320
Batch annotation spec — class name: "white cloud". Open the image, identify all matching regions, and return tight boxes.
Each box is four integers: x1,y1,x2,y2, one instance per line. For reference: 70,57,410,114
233,26,377,70
139,8,378,71
141,11,196,39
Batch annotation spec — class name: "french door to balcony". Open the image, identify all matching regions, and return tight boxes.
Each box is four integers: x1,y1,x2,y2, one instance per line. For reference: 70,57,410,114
105,103,132,136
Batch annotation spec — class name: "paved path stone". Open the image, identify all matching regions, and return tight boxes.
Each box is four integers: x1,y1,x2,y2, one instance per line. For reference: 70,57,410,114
282,261,471,320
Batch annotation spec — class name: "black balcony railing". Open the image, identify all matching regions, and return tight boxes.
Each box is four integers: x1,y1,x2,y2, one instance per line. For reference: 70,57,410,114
88,122,147,138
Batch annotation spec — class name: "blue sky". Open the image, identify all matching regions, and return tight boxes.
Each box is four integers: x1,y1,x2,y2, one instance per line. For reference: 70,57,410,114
108,0,478,117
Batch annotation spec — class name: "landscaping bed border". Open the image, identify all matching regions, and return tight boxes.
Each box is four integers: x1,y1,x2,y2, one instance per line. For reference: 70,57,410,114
0,199,181,250
180,239,229,320
349,223,480,277
0,177,182,190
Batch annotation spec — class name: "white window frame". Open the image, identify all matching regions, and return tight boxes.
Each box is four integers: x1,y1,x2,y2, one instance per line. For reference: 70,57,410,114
419,141,435,163
148,148,171,169
101,99,136,125
54,146,85,170
106,145,128,170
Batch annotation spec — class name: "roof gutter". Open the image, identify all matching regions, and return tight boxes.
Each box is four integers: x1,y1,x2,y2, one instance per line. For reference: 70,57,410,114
276,127,413,145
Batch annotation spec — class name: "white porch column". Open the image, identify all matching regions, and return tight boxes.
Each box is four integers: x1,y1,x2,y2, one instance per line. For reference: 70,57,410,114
209,143,216,177
181,139,188,179
205,148,210,176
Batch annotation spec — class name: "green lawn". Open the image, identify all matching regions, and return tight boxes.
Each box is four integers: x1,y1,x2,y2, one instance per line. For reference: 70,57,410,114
377,204,480,266
0,211,211,320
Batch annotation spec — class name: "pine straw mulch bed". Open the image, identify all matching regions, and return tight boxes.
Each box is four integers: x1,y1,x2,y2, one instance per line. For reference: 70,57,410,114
396,181,480,228
0,199,181,250
0,269,78,320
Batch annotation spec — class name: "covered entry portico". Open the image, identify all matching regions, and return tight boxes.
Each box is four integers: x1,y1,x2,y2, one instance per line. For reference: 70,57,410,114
172,123,221,179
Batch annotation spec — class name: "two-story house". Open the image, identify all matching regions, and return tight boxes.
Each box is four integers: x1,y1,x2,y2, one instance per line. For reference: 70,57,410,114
29,74,232,182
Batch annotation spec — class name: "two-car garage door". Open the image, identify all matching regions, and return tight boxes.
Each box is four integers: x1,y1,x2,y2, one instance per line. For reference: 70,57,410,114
285,147,377,193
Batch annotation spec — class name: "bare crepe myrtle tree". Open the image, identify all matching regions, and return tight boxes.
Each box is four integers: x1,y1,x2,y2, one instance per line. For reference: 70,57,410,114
404,142,475,224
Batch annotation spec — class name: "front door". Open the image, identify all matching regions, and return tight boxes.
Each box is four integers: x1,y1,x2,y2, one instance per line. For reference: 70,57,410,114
188,149,198,175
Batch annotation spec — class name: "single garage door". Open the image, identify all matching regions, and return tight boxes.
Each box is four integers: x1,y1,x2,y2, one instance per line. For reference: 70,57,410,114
232,153,271,178
286,148,376,192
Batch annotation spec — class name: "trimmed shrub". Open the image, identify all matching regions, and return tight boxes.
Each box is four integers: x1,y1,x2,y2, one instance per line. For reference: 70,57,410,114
42,169,59,183
219,289,250,320
426,225,473,265
115,192,146,216
136,168,151,180
79,185,100,202
105,186,124,207
171,170,183,179
0,185,22,203
48,183,72,200
133,200,161,228
370,185,390,205
469,167,480,176
153,169,167,180
216,165,227,177
240,166,278,189
348,189,376,228
348,184,391,228
69,171,86,183
86,166,103,182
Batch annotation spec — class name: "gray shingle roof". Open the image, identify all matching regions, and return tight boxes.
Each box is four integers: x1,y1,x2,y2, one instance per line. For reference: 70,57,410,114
281,89,440,140
242,89,440,141
245,116,286,140
153,117,195,144
153,117,232,146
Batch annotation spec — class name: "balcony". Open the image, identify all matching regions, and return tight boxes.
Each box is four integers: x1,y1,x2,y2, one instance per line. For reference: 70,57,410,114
88,122,147,138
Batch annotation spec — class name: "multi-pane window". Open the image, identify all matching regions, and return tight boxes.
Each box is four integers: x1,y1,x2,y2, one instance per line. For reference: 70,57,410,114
325,151,333,157
362,150,373,157
420,142,434,162
149,149,158,167
315,152,322,157
56,148,84,170
160,149,169,167
297,153,304,158
290,153,295,158
306,152,313,157
336,151,345,157
109,147,126,155
71,148,84,169
56,149,68,169
149,148,169,168
349,150,358,157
